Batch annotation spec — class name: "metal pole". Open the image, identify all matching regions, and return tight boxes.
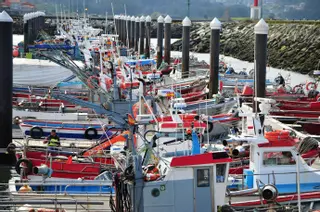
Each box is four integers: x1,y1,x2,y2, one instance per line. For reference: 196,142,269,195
127,15,131,46
296,153,301,212
164,15,172,64
182,17,191,78
134,17,140,52
145,16,151,58
156,15,164,68
254,19,268,122
0,11,13,149
209,18,221,97
139,16,145,56
130,16,135,49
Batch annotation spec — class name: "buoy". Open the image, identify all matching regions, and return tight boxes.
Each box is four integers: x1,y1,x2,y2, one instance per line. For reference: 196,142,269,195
18,184,33,193
13,49,19,57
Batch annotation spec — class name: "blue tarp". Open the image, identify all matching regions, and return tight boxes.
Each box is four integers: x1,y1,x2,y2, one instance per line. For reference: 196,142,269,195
125,59,156,66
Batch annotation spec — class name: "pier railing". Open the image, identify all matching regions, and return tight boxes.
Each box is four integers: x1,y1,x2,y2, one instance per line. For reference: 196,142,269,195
0,180,114,211
228,159,320,193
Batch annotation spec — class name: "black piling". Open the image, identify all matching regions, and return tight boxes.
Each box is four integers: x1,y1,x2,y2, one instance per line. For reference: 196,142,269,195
134,17,140,52
127,16,132,47
208,18,222,97
145,16,151,58
156,15,164,68
164,15,172,65
124,16,128,46
254,19,269,115
27,14,33,46
139,16,145,55
0,11,14,164
115,15,119,36
130,16,135,49
181,17,191,78
23,14,29,53
120,15,124,43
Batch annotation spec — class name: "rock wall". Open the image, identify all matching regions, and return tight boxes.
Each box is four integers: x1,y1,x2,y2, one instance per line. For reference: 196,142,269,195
171,21,320,74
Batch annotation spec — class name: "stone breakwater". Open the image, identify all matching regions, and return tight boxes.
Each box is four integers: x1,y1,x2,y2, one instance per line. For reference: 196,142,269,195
171,21,320,74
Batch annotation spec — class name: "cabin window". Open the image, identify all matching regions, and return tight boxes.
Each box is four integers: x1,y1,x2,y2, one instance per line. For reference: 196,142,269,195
197,169,210,187
216,164,226,183
263,151,295,166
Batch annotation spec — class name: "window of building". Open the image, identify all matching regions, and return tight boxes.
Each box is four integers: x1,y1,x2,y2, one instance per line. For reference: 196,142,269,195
216,164,226,183
197,169,210,187
263,151,295,166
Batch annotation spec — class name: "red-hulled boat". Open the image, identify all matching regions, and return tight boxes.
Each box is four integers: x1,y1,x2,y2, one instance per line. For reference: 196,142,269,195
297,121,320,135
277,100,320,111
15,131,129,179
270,110,320,119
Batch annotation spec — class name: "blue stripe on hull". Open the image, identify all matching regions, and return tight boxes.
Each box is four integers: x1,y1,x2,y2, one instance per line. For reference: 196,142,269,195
24,130,104,139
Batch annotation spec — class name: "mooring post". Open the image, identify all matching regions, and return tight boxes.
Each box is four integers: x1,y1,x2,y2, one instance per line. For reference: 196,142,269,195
114,15,119,36
209,18,222,97
118,15,122,43
126,15,131,47
0,11,13,157
130,16,135,49
156,15,164,68
39,12,45,31
254,19,269,117
139,16,145,56
134,16,140,52
127,16,131,47
164,15,172,65
121,15,125,43
145,15,151,58
123,15,128,46
27,13,33,46
182,17,191,78
23,13,29,53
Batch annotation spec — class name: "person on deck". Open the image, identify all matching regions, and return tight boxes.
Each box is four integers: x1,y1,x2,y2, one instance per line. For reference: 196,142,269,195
43,130,61,149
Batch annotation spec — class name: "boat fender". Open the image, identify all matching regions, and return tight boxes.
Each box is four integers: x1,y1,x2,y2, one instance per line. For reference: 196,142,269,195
306,82,317,91
18,184,33,193
6,143,16,154
292,84,304,94
87,75,100,89
30,126,43,139
204,121,213,134
144,173,161,181
13,116,21,125
84,127,98,140
261,184,278,201
15,159,33,176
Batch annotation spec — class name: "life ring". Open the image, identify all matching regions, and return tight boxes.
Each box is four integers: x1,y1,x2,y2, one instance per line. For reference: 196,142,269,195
30,126,43,139
13,116,21,125
84,127,98,140
292,85,303,94
204,121,213,134
15,159,33,176
87,76,100,89
306,82,317,91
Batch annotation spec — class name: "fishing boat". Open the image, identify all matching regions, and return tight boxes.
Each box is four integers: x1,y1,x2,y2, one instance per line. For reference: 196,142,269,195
13,108,89,124
9,170,113,211
19,119,118,140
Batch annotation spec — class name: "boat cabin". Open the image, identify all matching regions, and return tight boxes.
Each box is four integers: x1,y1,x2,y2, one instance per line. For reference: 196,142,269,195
143,151,231,212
